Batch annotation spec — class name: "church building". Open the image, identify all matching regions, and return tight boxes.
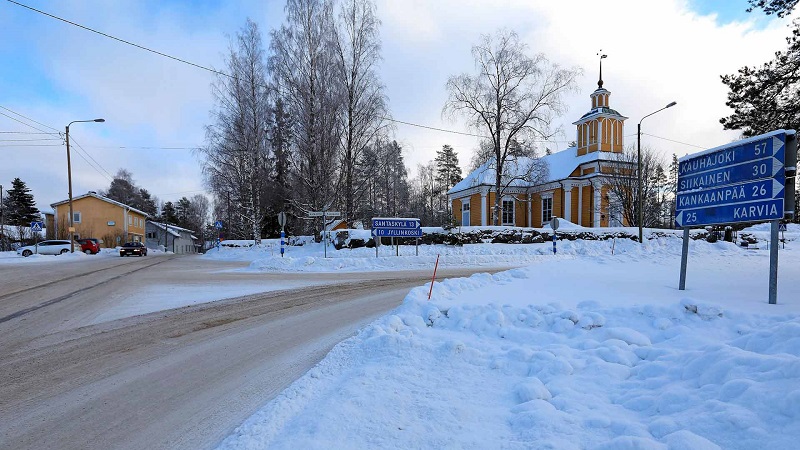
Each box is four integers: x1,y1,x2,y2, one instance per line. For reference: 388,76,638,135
447,65,632,228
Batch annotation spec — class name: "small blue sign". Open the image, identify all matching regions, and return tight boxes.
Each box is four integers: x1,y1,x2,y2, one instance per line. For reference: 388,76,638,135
372,228,423,238
677,178,785,210
214,220,223,229
678,134,785,179
678,156,784,193
371,218,420,229
676,198,784,227
30,221,43,232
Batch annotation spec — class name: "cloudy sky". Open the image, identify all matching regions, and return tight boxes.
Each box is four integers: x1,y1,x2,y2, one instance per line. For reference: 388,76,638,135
0,0,794,213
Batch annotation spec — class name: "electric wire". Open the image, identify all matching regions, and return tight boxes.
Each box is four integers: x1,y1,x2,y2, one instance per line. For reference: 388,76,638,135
68,135,116,181
0,105,60,131
0,111,53,134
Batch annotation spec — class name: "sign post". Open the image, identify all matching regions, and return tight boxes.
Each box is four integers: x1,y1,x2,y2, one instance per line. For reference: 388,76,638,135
371,218,422,257
277,212,287,257
214,220,223,250
675,129,796,303
308,210,340,258
31,221,43,253
550,217,559,255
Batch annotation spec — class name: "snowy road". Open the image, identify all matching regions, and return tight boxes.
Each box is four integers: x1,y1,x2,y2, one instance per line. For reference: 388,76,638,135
0,255,513,450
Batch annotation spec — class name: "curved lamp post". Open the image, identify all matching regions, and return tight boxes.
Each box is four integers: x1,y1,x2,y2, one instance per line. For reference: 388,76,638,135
637,102,676,244
66,118,105,252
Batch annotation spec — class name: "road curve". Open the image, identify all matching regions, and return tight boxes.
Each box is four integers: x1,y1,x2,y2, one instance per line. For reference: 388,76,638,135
0,261,513,450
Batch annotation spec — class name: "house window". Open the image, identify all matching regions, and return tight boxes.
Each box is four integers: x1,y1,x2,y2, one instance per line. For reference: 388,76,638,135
128,216,133,225
542,197,553,224
501,199,514,225
73,212,81,223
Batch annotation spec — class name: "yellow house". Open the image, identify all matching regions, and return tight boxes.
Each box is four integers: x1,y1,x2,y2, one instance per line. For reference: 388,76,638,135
50,192,148,247
448,75,632,228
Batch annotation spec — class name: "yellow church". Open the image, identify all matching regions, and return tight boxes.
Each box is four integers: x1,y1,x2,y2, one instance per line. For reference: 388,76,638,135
447,74,632,229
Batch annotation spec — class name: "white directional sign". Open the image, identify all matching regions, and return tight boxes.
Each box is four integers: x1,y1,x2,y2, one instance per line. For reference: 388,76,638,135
308,211,341,218
675,130,793,227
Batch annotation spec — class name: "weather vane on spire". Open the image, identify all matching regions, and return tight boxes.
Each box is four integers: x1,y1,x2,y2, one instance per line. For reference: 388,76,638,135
597,50,607,88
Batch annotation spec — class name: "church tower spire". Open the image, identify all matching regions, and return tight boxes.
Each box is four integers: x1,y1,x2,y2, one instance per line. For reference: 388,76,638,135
572,52,628,156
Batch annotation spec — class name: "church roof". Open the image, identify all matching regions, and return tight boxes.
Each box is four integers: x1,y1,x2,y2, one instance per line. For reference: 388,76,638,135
447,147,620,195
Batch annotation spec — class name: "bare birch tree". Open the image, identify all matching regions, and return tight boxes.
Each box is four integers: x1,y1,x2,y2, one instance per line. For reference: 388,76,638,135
603,146,665,228
444,29,580,225
200,19,271,243
270,0,342,221
333,0,389,223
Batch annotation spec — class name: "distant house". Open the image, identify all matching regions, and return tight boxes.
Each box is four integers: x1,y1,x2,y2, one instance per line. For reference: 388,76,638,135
145,221,198,254
448,74,633,228
50,192,148,247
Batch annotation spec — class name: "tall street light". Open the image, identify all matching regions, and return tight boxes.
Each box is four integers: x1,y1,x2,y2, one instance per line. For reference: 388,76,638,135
66,118,105,252
637,102,676,244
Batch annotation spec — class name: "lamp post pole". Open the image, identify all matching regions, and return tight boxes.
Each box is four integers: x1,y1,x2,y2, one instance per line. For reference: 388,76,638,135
65,118,105,252
637,102,676,244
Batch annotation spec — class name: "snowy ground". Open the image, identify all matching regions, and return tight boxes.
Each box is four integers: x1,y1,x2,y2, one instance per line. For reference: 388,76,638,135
214,225,800,450
4,225,799,449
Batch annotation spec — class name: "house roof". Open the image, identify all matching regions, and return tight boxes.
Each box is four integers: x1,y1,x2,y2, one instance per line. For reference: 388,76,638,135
50,192,149,217
147,221,196,238
448,147,621,195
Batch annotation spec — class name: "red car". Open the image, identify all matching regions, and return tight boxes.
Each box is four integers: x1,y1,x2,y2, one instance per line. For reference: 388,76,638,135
120,241,147,257
77,238,101,255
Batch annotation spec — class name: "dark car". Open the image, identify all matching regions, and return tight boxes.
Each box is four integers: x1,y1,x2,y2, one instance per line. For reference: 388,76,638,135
77,238,101,255
120,241,147,257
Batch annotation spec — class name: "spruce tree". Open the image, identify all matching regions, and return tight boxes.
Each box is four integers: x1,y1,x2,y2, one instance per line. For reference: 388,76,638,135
5,178,40,226
434,145,463,191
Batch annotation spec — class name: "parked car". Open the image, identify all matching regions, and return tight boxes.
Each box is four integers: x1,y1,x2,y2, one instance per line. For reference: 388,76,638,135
16,240,76,257
77,238,101,255
119,241,147,257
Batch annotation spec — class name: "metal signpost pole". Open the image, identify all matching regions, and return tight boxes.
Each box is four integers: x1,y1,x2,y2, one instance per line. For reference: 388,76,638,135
679,227,689,290
323,210,327,259
277,212,286,258
769,220,779,304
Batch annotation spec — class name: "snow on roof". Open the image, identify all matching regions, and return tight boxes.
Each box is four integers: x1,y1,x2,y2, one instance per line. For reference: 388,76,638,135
448,147,619,195
147,221,196,238
50,192,150,217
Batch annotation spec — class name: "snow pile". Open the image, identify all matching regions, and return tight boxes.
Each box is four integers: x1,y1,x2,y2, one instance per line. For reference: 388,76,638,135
218,235,800,449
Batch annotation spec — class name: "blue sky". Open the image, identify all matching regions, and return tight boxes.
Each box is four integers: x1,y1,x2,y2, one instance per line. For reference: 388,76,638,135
0,0,794,213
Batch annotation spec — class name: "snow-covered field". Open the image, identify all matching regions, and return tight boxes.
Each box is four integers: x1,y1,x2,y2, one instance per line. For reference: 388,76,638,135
215,225,800,450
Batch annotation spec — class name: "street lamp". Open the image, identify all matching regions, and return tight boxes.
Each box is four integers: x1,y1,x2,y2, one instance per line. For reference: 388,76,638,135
66,118,105,252
637,102,676,244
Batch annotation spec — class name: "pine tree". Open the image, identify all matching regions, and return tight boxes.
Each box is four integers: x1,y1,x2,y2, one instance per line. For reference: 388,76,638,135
5,178,40,226
720,19,799,135
160,202,178,224
434,145,463,191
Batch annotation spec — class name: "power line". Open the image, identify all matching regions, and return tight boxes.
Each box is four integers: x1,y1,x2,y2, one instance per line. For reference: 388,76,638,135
641,133,707,149
0,144,61,147
68,135,115,181
7,1,508,141
80,146,201,150
0,131,59,135
0,105,60,131
7,0,231,79
0,138,61,142
0,111,52,134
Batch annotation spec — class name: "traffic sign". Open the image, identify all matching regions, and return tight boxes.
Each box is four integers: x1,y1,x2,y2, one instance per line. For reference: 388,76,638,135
277,212,287,227
779,223,787,232
214,220,223,229
675,129,790,227
308,211,341,217
675,198,783,227
550,217,560,231
678,133,785,182
371,217,422,238
30,221,43,232
371,227,423,237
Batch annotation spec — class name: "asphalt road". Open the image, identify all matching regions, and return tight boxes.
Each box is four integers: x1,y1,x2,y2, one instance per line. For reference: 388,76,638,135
0,254,515,450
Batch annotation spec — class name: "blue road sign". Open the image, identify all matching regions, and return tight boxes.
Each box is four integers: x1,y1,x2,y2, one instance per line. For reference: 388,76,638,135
371,217,422,238
372,227,423,238
676,178,785,211
30,221,43,232
676,198,783,227
214,220,223,229
371,218,420,229
678,133,785,182
678,156,784,193
676,130,789,227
